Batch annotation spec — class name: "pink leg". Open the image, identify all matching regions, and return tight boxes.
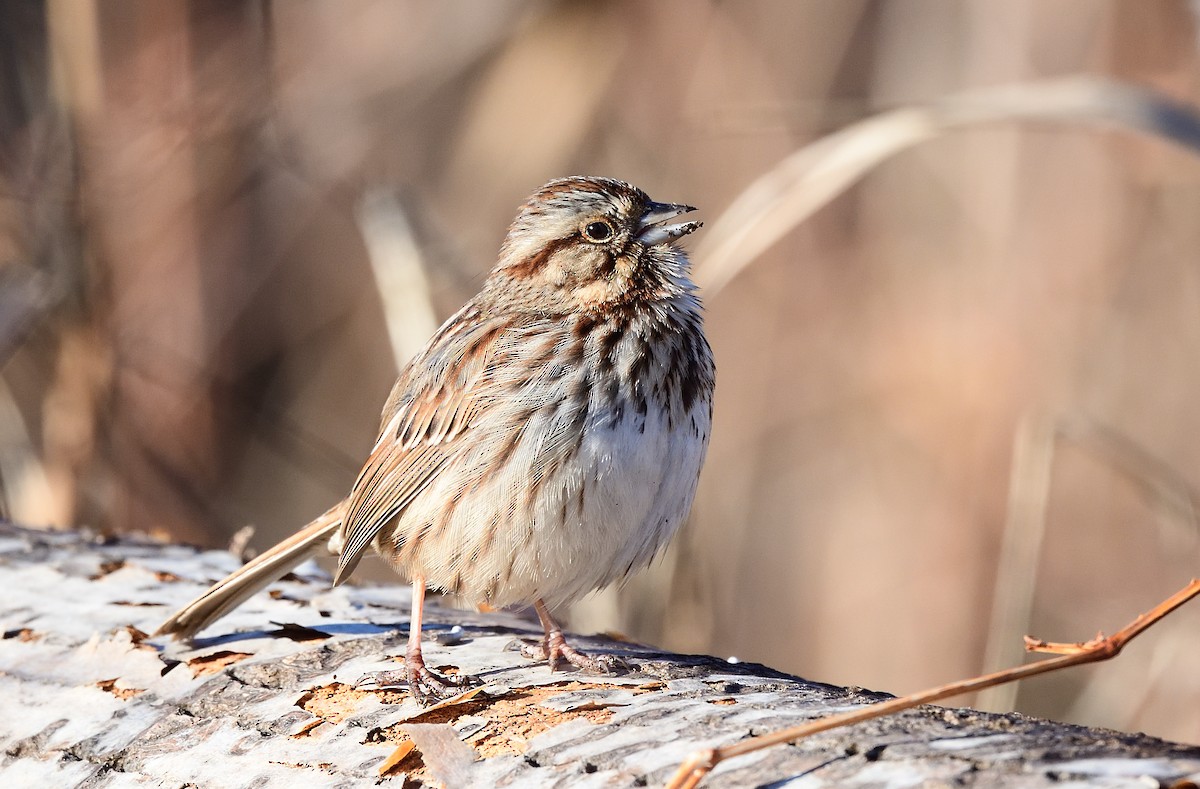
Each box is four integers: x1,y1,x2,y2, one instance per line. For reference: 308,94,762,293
526,598,624,673
402,579,474,702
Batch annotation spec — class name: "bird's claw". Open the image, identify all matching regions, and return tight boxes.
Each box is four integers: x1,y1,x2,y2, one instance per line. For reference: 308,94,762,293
408,662,478,704
356,663,478,705
521,635,627,674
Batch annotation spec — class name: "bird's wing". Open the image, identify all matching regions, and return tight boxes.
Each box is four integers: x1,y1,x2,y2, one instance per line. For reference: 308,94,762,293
335,306,515,583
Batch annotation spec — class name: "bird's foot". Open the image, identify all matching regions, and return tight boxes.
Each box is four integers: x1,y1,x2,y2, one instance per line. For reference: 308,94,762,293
356,659,478,705
521,630,627,674
408,660,478,704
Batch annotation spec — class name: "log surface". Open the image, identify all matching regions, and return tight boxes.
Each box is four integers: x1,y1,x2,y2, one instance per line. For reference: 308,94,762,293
1,522,1198,788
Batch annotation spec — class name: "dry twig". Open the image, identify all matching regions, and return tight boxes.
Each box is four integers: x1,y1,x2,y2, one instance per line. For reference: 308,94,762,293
665,578,1200,789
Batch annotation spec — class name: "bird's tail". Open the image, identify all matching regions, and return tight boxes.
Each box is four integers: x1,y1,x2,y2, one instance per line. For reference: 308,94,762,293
154,501,345,639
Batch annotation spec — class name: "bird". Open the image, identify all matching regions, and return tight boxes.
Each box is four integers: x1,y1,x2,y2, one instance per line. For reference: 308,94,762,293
155,176,715,702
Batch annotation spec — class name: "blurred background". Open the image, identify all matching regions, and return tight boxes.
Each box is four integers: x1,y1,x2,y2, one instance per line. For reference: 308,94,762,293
3,0,1200,745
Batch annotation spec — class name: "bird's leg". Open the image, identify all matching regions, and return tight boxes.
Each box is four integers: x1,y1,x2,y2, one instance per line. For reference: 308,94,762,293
357,578,475,704
522,598,624,673
401,579,476,702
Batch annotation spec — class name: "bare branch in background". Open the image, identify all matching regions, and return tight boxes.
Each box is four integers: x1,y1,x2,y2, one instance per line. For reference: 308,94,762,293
357,190,439,368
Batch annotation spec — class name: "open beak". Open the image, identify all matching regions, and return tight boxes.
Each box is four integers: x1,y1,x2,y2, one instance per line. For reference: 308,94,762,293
636,201,701,246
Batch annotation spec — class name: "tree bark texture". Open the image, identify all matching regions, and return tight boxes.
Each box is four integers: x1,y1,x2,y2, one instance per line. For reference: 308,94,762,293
1,522,1198,788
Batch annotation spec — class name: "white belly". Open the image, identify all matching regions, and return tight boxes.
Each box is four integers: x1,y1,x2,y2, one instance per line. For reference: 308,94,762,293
388,391,711,610
501,398,709,608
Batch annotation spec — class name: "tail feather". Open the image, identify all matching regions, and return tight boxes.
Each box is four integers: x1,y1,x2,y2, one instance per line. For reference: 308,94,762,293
154,501,345,639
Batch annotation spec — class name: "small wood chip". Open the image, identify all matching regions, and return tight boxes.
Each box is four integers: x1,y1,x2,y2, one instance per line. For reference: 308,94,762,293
377,739,417,776
290,718,326,738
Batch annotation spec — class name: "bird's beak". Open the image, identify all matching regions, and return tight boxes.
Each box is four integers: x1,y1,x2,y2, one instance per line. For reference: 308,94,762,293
636,201,701,246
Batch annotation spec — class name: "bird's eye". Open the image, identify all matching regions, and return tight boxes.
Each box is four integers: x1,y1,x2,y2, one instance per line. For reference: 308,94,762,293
583,220,614,243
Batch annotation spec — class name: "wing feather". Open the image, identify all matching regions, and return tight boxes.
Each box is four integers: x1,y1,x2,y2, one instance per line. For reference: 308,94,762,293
334,308,510,584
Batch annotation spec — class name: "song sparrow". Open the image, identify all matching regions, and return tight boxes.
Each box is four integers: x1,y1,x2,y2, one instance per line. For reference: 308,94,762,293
155,176,715,702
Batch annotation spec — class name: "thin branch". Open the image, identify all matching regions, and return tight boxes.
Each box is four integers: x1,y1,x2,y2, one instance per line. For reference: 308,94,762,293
980,413,1200,711
665,578,1200,789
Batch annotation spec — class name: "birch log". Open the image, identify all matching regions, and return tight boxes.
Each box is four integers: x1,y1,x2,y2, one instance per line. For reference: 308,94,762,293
1,521,1198,788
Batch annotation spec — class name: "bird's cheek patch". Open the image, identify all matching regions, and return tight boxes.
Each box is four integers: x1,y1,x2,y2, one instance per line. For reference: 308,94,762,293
572,278,615,308
543,256,568,287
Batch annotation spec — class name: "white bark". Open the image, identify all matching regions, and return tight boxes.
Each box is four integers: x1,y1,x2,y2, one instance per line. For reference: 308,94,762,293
1,522,1198,788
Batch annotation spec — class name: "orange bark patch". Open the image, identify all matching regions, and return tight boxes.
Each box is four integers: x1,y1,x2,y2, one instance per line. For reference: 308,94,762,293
95,678,144,699
294,679,666,784
295,682,407,723
187,650,253,676
376,681,663,760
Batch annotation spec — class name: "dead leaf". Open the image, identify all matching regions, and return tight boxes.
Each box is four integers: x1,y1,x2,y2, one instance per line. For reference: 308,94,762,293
401,723,477,785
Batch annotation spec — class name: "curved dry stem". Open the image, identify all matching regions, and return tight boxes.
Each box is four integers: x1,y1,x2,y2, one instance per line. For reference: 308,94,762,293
695,77,1200,296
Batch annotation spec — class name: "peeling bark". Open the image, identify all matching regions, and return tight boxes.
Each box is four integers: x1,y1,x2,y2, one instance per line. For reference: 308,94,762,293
1,522,1198,788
